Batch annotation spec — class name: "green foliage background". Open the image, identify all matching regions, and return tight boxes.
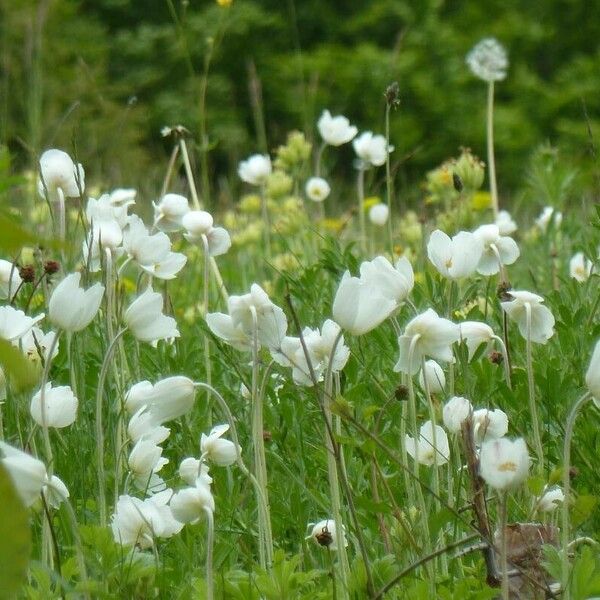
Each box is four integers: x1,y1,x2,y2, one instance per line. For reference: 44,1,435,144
1,0,600,200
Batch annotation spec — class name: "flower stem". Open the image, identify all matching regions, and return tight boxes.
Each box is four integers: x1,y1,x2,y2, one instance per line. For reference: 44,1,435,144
385,102,394,258
357,168,366,253
500,492,509,600
486,81,499,218
260,184,272,260
561,391,592,600
201,235,212,420
179,137,201,210
204,506,214,600
491,335,512,389
525,303,544,472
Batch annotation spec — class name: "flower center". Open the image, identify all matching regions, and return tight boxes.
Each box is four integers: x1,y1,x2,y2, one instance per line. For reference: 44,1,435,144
498,461,517,472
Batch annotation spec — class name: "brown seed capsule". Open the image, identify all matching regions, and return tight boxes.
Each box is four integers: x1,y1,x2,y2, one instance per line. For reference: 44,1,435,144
489,350,503,364
395,384,409,401
569,466,579,480
19,265,36,283
43,260,60,275
384,81,400,108
315,525,333,548
262,430,272,442
497,281,512,302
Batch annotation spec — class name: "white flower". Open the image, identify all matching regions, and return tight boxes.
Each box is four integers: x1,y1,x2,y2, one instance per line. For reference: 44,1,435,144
427,230,483,279
459,321,495,360
586,340,600,400
125,381,155,414
359,256,414,306
535,206,562,233
205,312,252,351
48,272,104,332
43,474,70,509
394,309,460,375
128,438,169,493
443,396,472,434
86,193,131,229
0,441,47,507
228,284,287,349
307,518,347,550
111,492,182,548
0,306,44,342
472,408,508,444
353,131,393,167
479,438,530,490
418,360,446,394
179,458,212,487
0,260,21,300
369,203,389,226
170,481,215,523
124,287,180,346
569,252,593,283
182,210,231,257
127,406,170,445
501,290,555,344
495,210,517,235
38,149,85,202
405,421,450,466
317,110,358,146
466,38,508,82
30,383,78,428
123,215,187,280
537,486,564,512
472,224,520,276
305,177,331,202
201,424,239,467
15,327,59,364
153,193,190,232
109,188,137,208
238,154,272,186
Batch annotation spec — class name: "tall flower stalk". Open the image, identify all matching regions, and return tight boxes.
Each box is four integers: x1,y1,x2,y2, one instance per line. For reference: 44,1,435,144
525,303,544,471
486,81,499,218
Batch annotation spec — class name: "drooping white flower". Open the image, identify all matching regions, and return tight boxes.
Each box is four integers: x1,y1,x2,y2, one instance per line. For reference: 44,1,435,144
495,210,517,235
418,360,446,394
238,154,272,186
123,215,187,280
569,252,593,283
16,327,59,364
317,110,358,146
170,481,215,523
48,272,104,332
305,177,331,202
0,306,44,342
479,437,530,490
405,420,450,466
427,230,483,280
466,38,508,82
0,441,48,507
537,486,564,512
43,474,70,509
535,206,562,233
443,396,473,434
501,290,555,344
0,260,21,300
38,149,85,202
30,383,78,428
153,193,190,232
359,256,414,307
127,406,170,445
369,203,389,226
86,193,132,229
205,312,252,351
394,309,460,375
124,287,180,346
179,457,212,487
586,340,600,400
307,518,348,551
459,321,495,360
472,408,508,444
182,210,231,257
201,424,239,467
128,438,169,493
353,132,393,167
472,224,520,275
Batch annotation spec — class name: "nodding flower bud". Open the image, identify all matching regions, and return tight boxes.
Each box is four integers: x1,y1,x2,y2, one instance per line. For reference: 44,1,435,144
43,260,60,275
19,265,36,283
384,81,400,108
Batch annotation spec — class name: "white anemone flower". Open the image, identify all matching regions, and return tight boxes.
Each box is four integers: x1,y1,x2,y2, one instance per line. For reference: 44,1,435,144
205,312,252,351
405,420,450,466
353,131,393,167
0,441,48,507
466,38,508,82
495,210,517,235
48,272,104,333
38,149,85,202
170,481,215,524
0,260,21,300
153,193,190,232
535,206,562,233
472,224,520,275
179,458,212,487
123,215,186,280
569,252,593,282
182,210,232,257
238,154,272,186
0,306,44,342
305,177,331,202
127,406,170,445
369,203,389,226
394,309,460,375
30,383,78,428
201,424,239,467
128,438,169,493
479,437,530,490
459,321,495,360
501,290,555,344
418,360,446,394
359,256,414,307
16,327,59,364
86,193,132,229
124,287,180,346
443,396,473,434
43,474,70,509
472,408,508,444
307,518,348,550
537,486,564,512
586,340,600,400
317,110,358,146
427,230,483,280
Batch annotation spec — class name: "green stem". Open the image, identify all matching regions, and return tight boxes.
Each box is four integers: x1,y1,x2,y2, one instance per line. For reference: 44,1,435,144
357,168,366,253
525,303,544,472
385,102,394,258
500,493,509,600
38,330,61,474
486,81,499,218
180,137,201,210
204,506,214,600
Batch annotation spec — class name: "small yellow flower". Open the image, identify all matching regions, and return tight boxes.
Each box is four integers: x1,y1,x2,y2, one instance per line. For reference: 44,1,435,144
321,218,344,233
216,0,232,6
363,196,381,211
471,190,491,210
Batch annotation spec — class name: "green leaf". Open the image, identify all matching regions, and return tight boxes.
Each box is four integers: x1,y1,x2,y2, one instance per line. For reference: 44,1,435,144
0,212,38,255
572,494,598,529
0,462,32,600
0,339,38,392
